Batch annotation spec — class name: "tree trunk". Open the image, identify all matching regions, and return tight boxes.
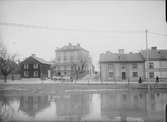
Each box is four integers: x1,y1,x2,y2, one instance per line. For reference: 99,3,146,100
4,75,7,83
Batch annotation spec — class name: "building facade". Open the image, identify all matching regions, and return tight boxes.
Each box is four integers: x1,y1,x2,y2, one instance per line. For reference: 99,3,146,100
140,47,167,80
99,50,145,81
20,54,51,79
52,43,92,78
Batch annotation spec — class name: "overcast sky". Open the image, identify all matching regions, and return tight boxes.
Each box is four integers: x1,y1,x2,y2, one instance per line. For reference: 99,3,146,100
0,0,167,69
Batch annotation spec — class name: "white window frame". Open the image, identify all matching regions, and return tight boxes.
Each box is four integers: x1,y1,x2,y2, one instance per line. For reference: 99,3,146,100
24,64,29,69
33,71,38,77
24,71,29,77
33,64,38,69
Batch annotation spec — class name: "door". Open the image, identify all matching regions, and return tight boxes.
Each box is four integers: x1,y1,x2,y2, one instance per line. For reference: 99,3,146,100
122,72,126,80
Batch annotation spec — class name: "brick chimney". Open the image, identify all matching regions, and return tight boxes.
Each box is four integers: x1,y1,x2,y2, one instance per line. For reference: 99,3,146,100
151,46,157,50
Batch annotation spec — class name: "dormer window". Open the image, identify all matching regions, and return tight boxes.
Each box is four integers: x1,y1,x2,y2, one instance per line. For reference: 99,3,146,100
33,64,38,69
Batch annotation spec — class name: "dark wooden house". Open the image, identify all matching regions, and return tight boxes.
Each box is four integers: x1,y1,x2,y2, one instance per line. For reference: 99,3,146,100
20,54,51,79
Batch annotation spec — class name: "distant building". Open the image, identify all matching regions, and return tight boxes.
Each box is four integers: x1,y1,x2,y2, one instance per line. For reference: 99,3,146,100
140,46,167,80
20,54,51,79
52,43,92,79
99,49,145,81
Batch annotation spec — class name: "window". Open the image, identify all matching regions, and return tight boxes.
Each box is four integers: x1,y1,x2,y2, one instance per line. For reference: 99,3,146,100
33,71,38,77
57,57,60,62
132,72,138,77
149,62,154,69
149,72,154,78
24,64,29,69
70,56,73,62
64,56,67,61
121,64,126,69
33,64,38,69
109,72,114,78
132,64,138,69
24,71,29,77
108,64,113,71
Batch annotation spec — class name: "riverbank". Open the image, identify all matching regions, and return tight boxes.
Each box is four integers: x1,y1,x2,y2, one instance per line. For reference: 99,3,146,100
0,79,167,91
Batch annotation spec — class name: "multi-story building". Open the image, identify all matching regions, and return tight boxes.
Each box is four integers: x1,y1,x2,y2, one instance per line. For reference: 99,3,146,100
140,46,167,80
99,49,145,82
52,43,92,79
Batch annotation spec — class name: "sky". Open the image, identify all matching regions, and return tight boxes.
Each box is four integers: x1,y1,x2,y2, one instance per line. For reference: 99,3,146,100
0,0,167,70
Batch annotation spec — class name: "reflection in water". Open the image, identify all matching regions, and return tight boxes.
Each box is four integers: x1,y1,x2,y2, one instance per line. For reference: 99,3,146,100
19,96,50,117
56,94,89,120
0,90,167,121
82,94,103,120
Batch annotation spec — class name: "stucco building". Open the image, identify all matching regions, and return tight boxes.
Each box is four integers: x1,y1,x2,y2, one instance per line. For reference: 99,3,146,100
140,46,167,80
52,43,92,79
99,49,145,82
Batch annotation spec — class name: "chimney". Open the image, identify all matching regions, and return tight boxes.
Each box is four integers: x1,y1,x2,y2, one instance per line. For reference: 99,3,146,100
151,46,157,50
32,54,36,57
118,49,124,54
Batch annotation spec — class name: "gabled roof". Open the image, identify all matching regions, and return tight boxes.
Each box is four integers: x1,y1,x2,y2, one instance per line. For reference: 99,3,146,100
21,55,51,65
100,52,144,63
140,49,167,60
32,56,51,65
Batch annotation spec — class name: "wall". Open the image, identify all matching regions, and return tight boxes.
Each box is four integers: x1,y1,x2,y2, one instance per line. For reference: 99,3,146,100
100,62,145,81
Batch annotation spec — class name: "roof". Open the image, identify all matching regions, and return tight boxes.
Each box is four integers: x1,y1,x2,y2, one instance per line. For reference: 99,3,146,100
99,52,144,63
21,55,51,65
32,56,51,65
140,49,167,60
56,43,89,52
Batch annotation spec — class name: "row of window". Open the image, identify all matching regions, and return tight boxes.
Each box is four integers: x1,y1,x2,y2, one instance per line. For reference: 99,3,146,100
24,64,38,69
108,72,155,78
108,64,138,70
24,71,38,77
108,72,139,78
57,56,79,62
108,62,155,70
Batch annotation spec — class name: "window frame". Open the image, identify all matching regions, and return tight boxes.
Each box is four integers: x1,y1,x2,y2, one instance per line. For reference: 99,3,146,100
33,64,38,69
132,72,138,78
24,64,29,69
149,72,154,78
132,63,138,69
149,62,154,69
33,71,38,77
24,71,29,77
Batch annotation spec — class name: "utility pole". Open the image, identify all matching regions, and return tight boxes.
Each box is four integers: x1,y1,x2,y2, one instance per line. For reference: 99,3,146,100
145,29,148,79
145,29,150,90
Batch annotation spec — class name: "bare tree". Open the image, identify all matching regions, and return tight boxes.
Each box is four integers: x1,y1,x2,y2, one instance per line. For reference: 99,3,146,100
0,45,18,82
71,53,91,80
